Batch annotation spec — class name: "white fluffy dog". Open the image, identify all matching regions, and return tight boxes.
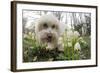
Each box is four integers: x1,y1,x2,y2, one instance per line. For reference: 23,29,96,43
35,14,60,50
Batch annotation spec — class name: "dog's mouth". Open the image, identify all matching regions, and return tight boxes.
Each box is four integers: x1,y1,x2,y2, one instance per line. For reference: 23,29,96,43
41,34,53,43
46,35,52,42
41,37,52,43
46,38,52,42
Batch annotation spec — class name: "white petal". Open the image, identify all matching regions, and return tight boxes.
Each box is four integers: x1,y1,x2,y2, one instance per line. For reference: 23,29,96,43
74,42,81,51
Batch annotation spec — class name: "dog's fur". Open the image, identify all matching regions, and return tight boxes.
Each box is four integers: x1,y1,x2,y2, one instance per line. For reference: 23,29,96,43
35,14,60,50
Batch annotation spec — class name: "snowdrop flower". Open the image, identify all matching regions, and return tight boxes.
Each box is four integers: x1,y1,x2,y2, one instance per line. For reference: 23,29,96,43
28,31,32,35
81,40,87,44
31,33,36,39
65,30,80,41
66,30,73,38
58,37,63,45
74,42,81,51
68,42,72,47
73,31,80,39
23,34,28,38
59,37,63,42
66,30,73,41
78,37,87,44
78,37,83,41
58,37,64,48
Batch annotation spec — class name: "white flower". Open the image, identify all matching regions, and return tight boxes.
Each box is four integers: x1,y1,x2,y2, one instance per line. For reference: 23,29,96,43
65,30,73,41
59,37,63,42
28,31,32,35
78,37,83,41
31,33,35,39
24,34,28,38
73,31,80,39
78,37,87,44
68,42,72,47
74,42,81,51
66,30,73,38
58,37,63,44
65,30,80,41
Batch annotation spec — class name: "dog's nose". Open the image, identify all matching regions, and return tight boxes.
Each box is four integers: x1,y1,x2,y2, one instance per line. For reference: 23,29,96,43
47,34,52,39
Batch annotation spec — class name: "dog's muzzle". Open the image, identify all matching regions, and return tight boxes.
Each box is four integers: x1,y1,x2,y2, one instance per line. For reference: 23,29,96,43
46,33,52,42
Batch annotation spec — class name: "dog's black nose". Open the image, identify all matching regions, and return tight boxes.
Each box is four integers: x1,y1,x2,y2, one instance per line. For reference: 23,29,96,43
48,34,52,39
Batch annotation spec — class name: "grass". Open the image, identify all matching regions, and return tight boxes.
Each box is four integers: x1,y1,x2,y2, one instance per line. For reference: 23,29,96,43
23,32,91,62
80,36,91,59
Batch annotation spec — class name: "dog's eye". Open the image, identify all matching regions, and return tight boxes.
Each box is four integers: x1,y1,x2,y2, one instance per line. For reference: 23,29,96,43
43,23,48,28
52,25,55,29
